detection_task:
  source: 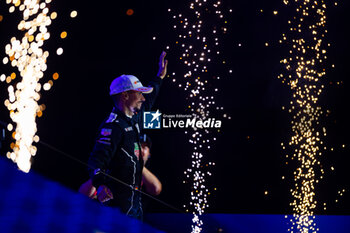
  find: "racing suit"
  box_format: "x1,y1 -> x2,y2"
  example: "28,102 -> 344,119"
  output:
88,76 -> 162,220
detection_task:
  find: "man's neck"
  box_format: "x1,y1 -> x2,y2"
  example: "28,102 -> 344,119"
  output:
115,103 -> 133,118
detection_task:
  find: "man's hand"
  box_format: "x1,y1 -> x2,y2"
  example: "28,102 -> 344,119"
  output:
97,185 -> 114,203
157,51 -> 168,79
79,179 -> 97,199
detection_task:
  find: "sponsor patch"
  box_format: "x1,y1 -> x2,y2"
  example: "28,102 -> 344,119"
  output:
124,126 -> 133,132
134,142 -> 140,159
101,128 -> 112,136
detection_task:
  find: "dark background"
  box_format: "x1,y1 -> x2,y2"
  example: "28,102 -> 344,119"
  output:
1,0 -> 349,217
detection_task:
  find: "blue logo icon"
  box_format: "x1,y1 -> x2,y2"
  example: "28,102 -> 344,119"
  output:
144,110 -> 162,129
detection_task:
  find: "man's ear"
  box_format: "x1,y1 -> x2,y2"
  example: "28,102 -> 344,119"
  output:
121,91 -> 129,100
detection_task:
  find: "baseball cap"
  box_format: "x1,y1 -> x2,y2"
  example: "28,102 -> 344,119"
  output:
109,74 -> 153,96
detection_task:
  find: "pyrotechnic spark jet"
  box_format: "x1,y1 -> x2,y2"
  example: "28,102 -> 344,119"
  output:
279,0 -> 328,232
1,0 -> 54,173
167,1 -> 231,232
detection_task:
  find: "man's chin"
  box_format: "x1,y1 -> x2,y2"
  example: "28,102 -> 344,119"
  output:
132,107 -> 142,114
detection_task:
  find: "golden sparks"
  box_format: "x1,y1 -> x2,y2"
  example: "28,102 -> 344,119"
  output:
53,72 -> 59,80
50,12 -> 57,20
2,0 -> 54,172
280,0 -> 328,232
70,10 -> 78,18
60,31 -> 67,39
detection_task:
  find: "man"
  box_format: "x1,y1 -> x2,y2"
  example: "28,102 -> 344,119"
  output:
86,52 -> 168,220
79,134 -> 162,197
139,134 -> 162,196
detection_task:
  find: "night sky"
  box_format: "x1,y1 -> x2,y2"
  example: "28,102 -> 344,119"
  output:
1,0 -> 350,217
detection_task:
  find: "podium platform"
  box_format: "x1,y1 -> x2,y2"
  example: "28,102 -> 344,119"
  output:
0,156 -> 164,233
1,156 -> 349,233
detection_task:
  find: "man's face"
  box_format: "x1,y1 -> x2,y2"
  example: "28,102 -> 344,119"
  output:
125,90 -> 145,113
141,143 -> 150,162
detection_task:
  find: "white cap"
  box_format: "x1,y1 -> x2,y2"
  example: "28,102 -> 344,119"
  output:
109,74 -> 153,96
